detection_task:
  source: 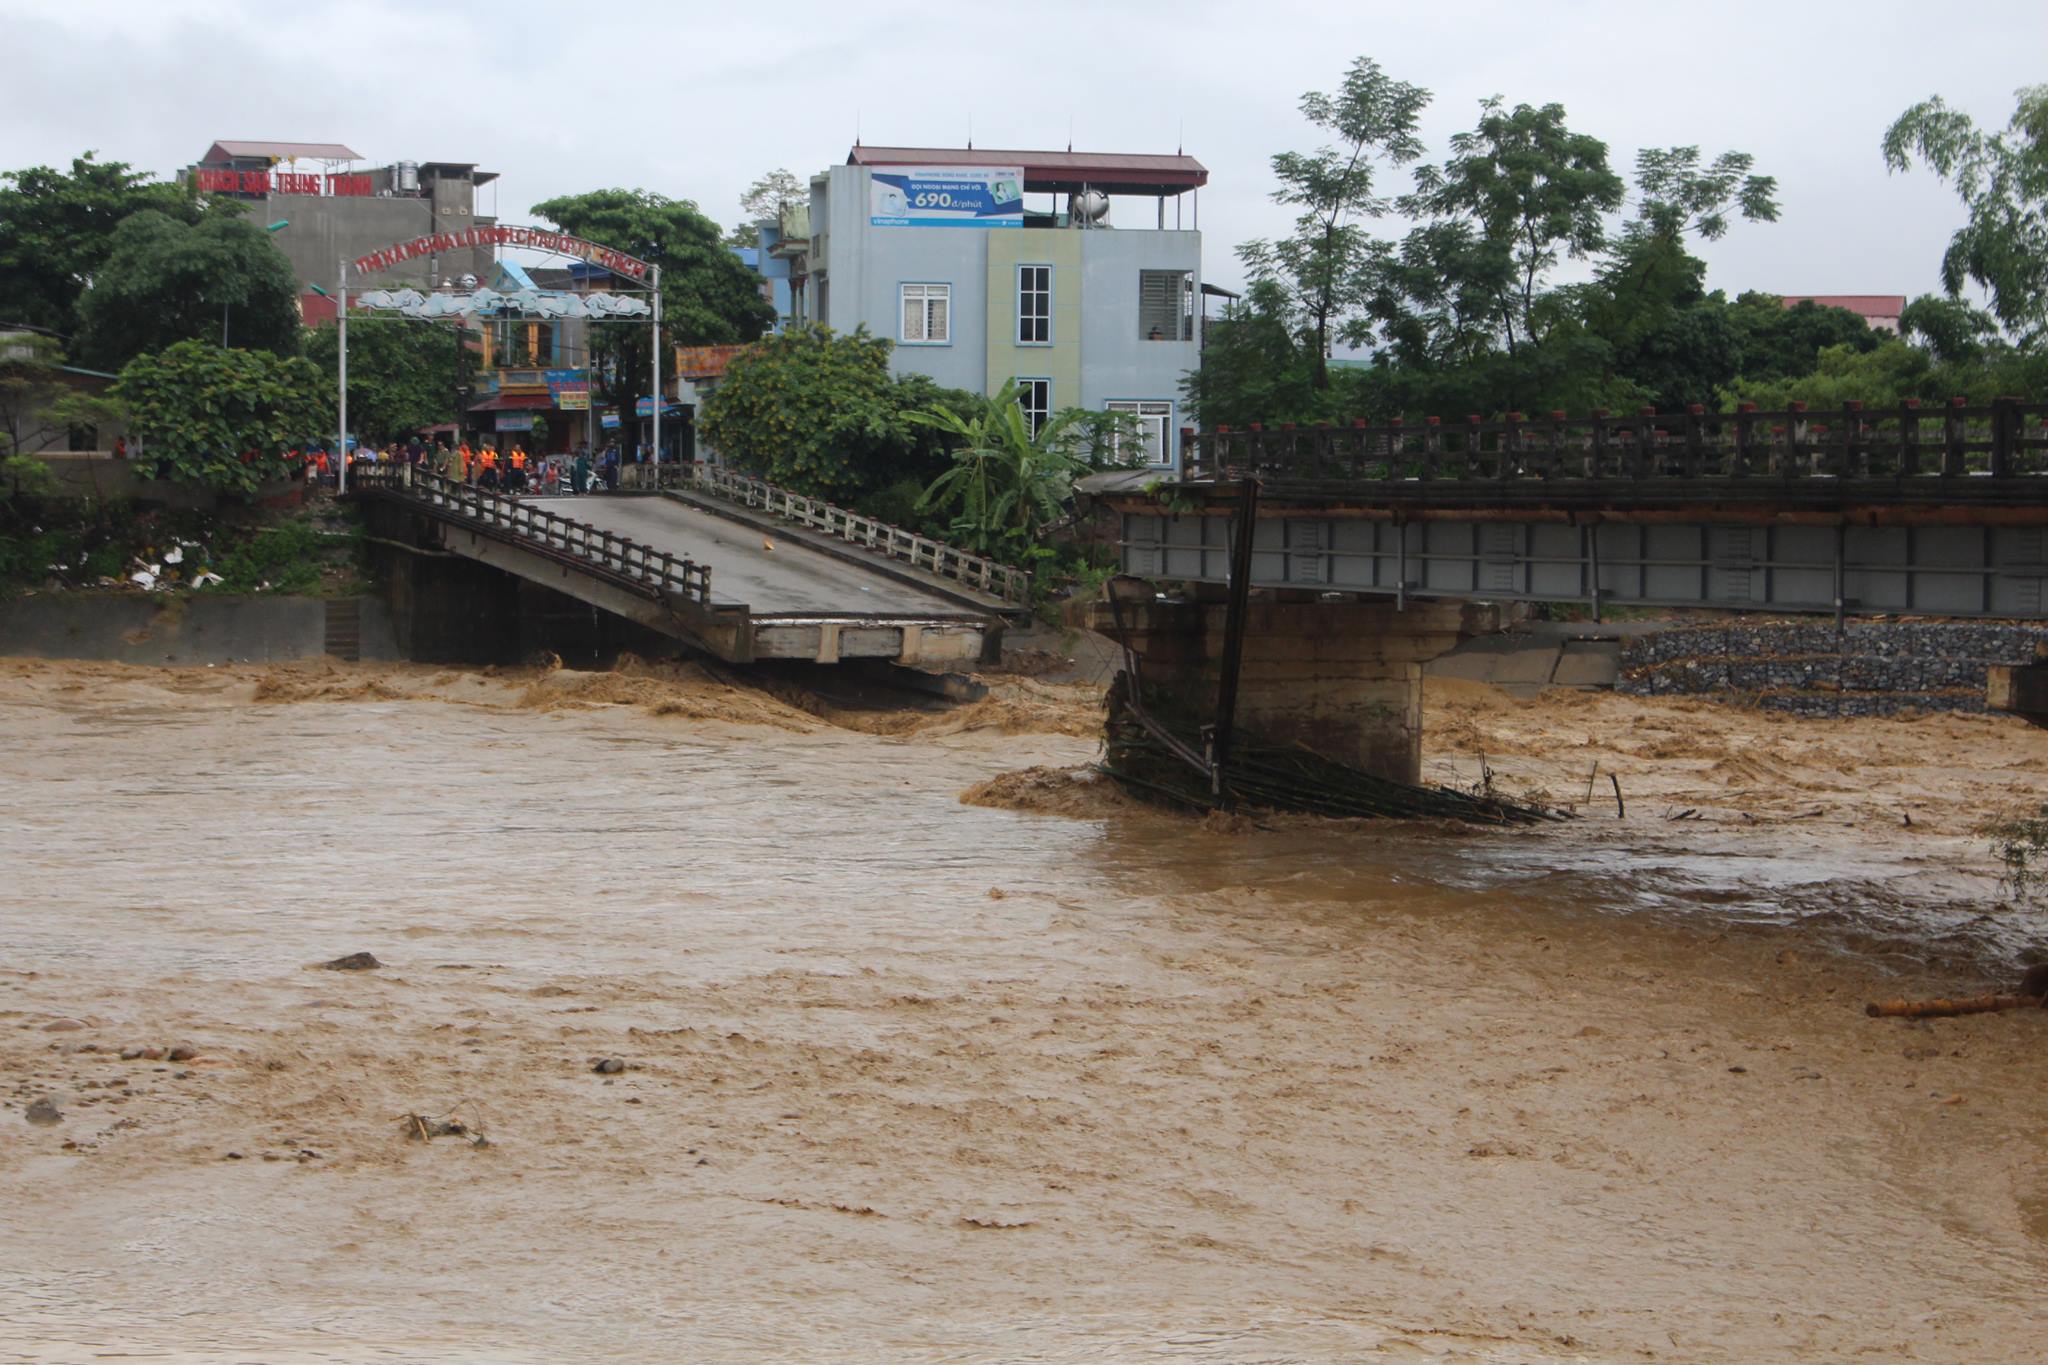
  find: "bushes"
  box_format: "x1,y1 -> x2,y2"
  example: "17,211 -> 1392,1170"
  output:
700,325 -> 978,500
0,492 -> 354,597
111,340 -> 332,497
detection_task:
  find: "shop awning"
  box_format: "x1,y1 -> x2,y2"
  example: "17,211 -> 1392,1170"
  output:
467,393 -> 556,413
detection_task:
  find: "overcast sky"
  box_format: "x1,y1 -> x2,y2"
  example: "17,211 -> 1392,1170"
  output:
4,0 -> 2043,304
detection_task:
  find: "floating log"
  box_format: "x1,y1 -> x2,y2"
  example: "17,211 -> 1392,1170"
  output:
1864,994 -> 2044,1020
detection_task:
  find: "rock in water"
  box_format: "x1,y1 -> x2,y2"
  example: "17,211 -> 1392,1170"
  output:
321,952 -> 383,971
591,1057 -> 625,1075
166,1044 -> 200,1062
25,1098 -> 61,1126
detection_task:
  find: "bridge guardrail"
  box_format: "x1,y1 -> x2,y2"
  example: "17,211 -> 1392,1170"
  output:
659,462 -> 1032,605
1184,399 -> 2048,493
350,463 -> 712,607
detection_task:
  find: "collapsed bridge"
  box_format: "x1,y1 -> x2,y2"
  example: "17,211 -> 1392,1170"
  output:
349,464 -> 1027,668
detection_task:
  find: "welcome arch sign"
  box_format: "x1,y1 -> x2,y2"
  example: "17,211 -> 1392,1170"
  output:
333,226 -> 663,491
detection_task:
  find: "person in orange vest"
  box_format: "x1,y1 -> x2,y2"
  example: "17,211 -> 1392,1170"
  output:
479,444 -> 500,490
457,441 -> 474,482
509,444 -> 528,493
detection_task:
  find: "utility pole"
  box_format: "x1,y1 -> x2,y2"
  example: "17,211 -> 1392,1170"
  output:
336,257 -> 349,494
650,263 -> 663,477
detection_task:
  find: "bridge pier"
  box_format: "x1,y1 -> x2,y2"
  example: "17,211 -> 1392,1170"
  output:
1097,590 -> 1502,785
364,510 -> 682,666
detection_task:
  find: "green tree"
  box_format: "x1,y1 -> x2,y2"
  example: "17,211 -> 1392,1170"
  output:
531,189 -> 775,429
1191,69 -> 1796,425
74,212 -> 301,370
1591,147 -> 1780,408
1883,85 -> 2048,342
731,168 -> 806,247
1239,57 -> 1430,389
0,152 -> 212,334
1402,98 -> 1626,356
0,332 -> 71,454
908,381 -> 1087,556
1,451 -> 56,504
1899,292 -> 2001,365
700,324 -> 971,498
1722,340 -> 1935,410
1728,293 -> 1882,381
1357,96 -> 1634,417
303,319 -> 468,441
111,340 -> 331,495
1182,280 -> 1325,426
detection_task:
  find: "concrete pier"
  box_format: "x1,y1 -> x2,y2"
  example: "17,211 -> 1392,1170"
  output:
1096,592 -> 1502,784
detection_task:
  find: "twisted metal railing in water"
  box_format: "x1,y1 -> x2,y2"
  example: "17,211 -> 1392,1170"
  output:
1097,479 -> 1555,826
1100,672 -> 1558,826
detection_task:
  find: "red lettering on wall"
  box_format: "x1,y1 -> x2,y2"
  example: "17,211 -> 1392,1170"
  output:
350,225 -> 654,281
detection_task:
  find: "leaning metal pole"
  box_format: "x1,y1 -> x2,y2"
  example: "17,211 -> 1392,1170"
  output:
336,257 -> 349,495
1210,477 -> 1260,805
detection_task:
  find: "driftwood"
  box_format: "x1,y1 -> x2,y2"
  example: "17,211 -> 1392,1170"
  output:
1864,994 -> 2045,1020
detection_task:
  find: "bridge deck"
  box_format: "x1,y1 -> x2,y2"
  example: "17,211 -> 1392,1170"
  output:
349,467 -> 1000,665
524,495 -> 983,620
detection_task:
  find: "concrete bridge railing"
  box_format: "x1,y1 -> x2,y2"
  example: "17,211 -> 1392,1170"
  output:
1185,399 -> 2048,502
659,462 -> 1033,606
350,463 -> 713,606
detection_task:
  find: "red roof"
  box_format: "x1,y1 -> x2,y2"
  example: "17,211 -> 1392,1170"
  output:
1778,295 -> 1906,318
848,145 -> 1207,196
205,140 -> 362,163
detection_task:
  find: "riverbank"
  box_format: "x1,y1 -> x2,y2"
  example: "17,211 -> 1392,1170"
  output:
2,658 -> 2044,1361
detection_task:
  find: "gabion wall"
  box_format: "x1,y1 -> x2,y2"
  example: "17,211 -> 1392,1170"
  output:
1619,623 -> 2048,716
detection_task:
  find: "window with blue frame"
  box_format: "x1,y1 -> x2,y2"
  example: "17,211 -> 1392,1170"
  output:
901,283 -> 950,344
1017,266 -> 1050,344
1105,400 -> 1173,465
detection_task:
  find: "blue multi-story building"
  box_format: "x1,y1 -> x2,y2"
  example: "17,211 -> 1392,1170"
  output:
792,145 -> 1209,471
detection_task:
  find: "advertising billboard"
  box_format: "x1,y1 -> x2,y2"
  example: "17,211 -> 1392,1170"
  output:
545,369 -> 590,410
869,167 -> 1023,228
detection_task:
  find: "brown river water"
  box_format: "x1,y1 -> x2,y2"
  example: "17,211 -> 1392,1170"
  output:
2,657 -> 2046,1362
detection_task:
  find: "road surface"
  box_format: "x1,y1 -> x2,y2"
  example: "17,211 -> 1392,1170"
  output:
526,495 -> 979,618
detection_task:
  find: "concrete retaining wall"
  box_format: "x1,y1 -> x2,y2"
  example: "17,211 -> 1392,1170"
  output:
0,593 -> 395,665
29,455 -> 304,511
1620,622 -> 2048,716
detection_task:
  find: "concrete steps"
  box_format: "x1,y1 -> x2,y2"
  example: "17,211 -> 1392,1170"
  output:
323,598 -> 362,661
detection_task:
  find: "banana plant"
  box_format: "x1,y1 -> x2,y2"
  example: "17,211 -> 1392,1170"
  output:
907,380 -> 1087,556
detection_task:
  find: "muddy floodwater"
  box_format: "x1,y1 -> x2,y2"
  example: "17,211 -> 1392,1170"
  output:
2,658 -> 2046,1362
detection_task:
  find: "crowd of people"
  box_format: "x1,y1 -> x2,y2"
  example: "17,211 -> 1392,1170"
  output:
304,437 -> 640,496
109,432 -> 651,498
